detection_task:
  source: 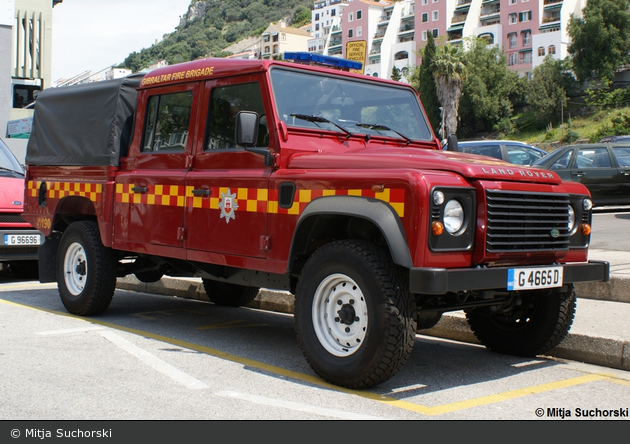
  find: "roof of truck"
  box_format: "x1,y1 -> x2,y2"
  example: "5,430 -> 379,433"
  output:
138,56 -> 403,89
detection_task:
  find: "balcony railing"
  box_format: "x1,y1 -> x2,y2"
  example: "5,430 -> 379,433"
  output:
452,15 -> 467,24
542,15 -> 560,23
544,0 -> 563,4
458,0 -> 472,5
480,7 -> 500,16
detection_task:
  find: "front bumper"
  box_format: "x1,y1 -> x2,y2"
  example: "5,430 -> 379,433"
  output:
410,261 -> 610,295
0,229 -> 42,262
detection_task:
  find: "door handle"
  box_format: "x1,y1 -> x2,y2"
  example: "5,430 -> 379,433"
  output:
131,186 -> 148,193
622,171 -> 630,176
572,172 -> 585,178
192,189 -> 211,196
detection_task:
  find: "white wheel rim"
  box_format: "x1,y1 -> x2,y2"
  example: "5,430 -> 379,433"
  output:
63,242 -> 87,297
312,273 -> 368,357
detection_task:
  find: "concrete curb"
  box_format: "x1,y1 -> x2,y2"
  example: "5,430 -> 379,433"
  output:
116,276 -> 630,372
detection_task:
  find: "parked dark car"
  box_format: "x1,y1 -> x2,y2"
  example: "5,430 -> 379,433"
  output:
599,135 -> 630,143
455,140 -> 548,166
532,143 -> 630,207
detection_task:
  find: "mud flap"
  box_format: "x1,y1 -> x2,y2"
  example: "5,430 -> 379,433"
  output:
38,233 -> 61,283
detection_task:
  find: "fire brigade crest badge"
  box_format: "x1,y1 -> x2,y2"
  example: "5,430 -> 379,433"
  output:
219,188 -> 239,224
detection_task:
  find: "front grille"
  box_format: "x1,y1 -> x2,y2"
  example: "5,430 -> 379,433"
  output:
486,190 -> 570,252
0,246 -> 39,256
0,213 -> 26,223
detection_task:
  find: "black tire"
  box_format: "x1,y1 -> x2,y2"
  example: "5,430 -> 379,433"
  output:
57,221 -> 117,316
134,270 -> 164,283
294,240 -> 416,389
202,279 -> 259,307
465,286 -> 576,356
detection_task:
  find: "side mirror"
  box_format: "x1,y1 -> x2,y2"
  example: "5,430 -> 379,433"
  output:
446,134 -> 459,152
235,111 -> 259,147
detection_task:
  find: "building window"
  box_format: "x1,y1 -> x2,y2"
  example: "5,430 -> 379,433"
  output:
348,12 -> 353,22
508,53 -> 518,65
509,0 -> 517,4
422,0 -> 428,5
509,13 -> 517,24
422,30 -> 428,41
548,45 -> 556,54
357,10 -> 362,19
348,28 -> 353,38
538,47 -> 545,56
432,11 -> 439,21
519,11 -> 532,22
509,34 -> 517,48
357,26 -> 362,37
522,30 -> 531,46
422,12 -> 428,22
331,9 -> 336,16
315,13 -> 320,21
432,28 -> 439,38
316,24 -> 320,31
265,46 -> 270,53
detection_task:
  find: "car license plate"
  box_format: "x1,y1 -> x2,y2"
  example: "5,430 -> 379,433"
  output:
4,234 -> 42,246
507,266 -> 563,291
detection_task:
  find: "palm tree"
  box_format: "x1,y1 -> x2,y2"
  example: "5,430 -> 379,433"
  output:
432,44 -> 466,139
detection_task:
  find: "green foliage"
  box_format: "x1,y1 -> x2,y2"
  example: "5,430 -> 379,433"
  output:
120,0 -> 313,71
567,0 -> 630,83
409,33 -> 440,135
588,112 -> 630,142
432,43 -> 466,138
457,37 -> 520,137
525,56 -> 577,128
585,80 -> 630,108
391,66 -> 402,82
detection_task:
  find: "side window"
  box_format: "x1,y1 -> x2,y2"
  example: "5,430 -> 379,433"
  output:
576,147 -> 611,168
466,145 -> 501,160
206,82 -> 268,150
613,147 -> 630,167
142,91 -> 193,152
551,150 -> 573,169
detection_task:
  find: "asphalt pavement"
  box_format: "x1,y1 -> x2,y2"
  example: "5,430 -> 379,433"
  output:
116,247 -> 630,373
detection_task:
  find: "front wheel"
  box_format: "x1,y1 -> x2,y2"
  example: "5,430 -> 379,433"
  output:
57,221 -> 117,316
295,240 -> 416,389
465,286 -> 576,356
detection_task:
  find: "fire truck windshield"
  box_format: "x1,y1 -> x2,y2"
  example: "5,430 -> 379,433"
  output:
270,68 -> 433,142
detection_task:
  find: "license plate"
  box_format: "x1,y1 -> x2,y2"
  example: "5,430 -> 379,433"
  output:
507,266 -> 563,291
4,234 -> 42,246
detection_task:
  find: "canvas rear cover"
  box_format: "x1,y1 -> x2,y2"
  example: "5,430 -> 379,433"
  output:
26,73 -> 144,166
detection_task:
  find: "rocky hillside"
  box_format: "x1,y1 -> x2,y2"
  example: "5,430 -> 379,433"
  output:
121,0 -> 313,72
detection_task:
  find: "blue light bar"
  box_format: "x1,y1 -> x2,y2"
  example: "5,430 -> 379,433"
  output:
283,52 -> 363,71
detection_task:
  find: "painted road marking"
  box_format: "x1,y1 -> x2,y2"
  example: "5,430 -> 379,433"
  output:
196,320 -> 268,330
36,326 -> 105,336
2,297 -> 628,416
99,330 -> 210,390
215,391 -> 387,420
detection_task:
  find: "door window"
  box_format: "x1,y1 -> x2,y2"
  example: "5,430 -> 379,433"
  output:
142,91 -> 193,152
205,82 -> 268,150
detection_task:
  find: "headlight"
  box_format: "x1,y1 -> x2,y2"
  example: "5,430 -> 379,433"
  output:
444,199 -> 464,235
583,198 -> 593,211
568,205 -> 576,233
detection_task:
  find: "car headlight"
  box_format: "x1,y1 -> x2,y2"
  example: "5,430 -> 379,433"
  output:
583,198 -> 593,211
444,199 -> 464,235
568,205 -> 576,233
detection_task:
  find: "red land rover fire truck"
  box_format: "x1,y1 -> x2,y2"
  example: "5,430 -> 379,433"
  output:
23,53 -> 609,389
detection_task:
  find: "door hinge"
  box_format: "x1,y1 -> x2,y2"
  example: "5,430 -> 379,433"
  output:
177,227 -> 186,241
259,235 -> 271,251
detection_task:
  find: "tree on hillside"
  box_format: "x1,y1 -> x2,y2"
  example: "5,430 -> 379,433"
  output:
457,37 -> 520,136
391,66 -> 402,81
432,43 -> 466,139
526,55 -> 578,124
567,0 -> 630,83
410,33 -> 440,135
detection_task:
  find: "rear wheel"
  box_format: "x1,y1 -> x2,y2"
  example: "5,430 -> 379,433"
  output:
295,240 -> 416,389
57,221 -> 117,316
465,286 -> 576,356
202,279 -> 259,307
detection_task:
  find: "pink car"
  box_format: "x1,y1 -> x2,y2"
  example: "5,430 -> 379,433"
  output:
0,138 -> 40,277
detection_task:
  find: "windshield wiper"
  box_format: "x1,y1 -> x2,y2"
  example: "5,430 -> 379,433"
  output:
356,123 -> 413,145
0,167 -> 21,175
290,114 -> 354,139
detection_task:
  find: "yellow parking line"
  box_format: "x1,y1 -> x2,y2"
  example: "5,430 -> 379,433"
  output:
0,298 -> 624,416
